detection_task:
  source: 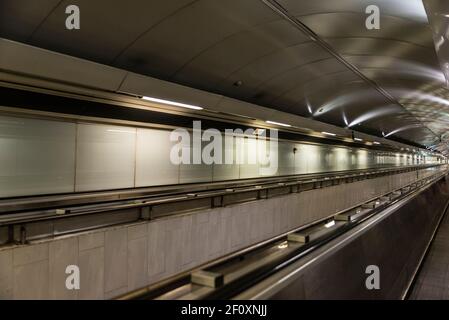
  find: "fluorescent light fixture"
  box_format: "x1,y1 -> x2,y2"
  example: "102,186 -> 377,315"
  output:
321,131 -> 336,136
354,137 -> 363,142
324,220 -> 336,228
107,129 -> 135,134
141,96 -> 203,110
373,141 -> 381,145
265,120 -> 291,127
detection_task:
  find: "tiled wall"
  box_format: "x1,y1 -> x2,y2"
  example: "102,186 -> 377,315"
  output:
0,169 -> 426,299
0,114 -> 430,198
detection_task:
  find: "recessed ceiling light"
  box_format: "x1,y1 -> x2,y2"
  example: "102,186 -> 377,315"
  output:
322,131 -> 336,136
354,138 -> 363,142
141,96 -> 203,110
373,141 -> 381,145
266,120 -> 291,127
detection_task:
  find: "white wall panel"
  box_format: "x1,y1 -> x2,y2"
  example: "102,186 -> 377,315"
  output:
257,138 -> 279,177
213,135 -> 239,181
180,161 -> 213,183
277,141 -> 295,176
0,116 -> 76,197
303,144 -> 324,173
294,143 -> 308,174
351,152 -> 357,167
356,150 -> 369,169
333,147 -> 349,171
135,128 -> 179,186
75,123 -> 136,191
179,134 -> 213,184
239,137 -> 260,179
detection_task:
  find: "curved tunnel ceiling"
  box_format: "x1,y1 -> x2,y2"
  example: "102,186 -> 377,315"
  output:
1,0 -> 449,153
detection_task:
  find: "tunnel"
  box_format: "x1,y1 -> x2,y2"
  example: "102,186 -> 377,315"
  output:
1,0 -> 449,307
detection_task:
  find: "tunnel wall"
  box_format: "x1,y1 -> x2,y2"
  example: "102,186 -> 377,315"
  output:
0,166 -> 441,299
0,114 -> 438,198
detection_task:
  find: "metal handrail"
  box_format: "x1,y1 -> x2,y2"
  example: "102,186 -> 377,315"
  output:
0,164 -> 442,227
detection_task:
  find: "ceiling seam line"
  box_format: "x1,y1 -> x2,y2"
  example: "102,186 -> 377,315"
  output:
293,10 -> 429,26
216,40 -> 315,90
109,0 -> 200,65
251,57 -> 341,100
322,36 -> 433,50
27,0 -> 64,42
168,16 -> 291,79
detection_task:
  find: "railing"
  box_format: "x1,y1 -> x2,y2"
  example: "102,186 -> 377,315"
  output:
0,164 -> 444,245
